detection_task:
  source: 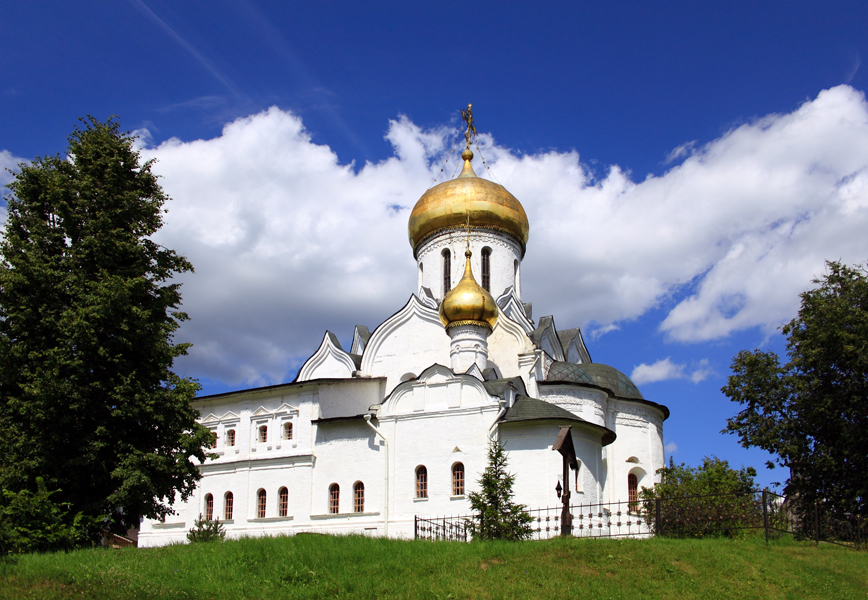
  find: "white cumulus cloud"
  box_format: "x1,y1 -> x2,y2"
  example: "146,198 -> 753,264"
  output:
6,85 -> 868,389
631,358 -> 686,385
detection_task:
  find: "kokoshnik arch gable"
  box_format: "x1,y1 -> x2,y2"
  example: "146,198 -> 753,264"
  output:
139,108 -> 669,546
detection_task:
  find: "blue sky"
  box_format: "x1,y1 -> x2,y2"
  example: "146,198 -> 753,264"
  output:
3,1 -> 868,489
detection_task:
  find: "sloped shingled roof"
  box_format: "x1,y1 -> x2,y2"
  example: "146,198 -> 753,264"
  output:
546,361 -> 644,400
500,396 -> 616,446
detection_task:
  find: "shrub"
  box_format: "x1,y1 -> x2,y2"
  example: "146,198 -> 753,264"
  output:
187,514 -> 226,543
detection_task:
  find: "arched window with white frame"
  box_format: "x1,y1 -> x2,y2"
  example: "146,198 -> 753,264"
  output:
329,483 -> 340,514
224,492 -> 234,520
257,488 -> 267,518
353,481 -> 365,513
204,493 -> 214,521
628,473 -> 638,512
416,465 -> 428,498
278,487 -> 289,517
452,462 -> 465,496
283,422 -> 293,440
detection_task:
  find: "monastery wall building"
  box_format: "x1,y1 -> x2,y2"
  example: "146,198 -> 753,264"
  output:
139,128 -> 669,547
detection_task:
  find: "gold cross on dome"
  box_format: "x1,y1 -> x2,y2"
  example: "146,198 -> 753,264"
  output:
460,103 -> 477,149
465,211 -> 471,252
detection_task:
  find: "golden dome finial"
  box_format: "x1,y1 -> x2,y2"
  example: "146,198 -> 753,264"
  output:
407,103 -> 530,256
439,246 -> 498,332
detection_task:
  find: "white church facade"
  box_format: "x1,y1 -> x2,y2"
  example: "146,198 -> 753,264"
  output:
139,133 -> 669,547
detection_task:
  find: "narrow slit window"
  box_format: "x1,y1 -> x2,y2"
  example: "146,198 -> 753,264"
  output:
257,489 -> 267,518
224,492 -> 234,520
258,425 -> 268,443
416,466 -> 428,498
283,422 -> 293,440
205,494 -> 214,521
278,487 -> 289,517
354,482 -> 365,513
452,463 -> 465,496
481,248 -> 491,291
442,250 -> 451,295
225,429 -> 235,447
329,484 -> 340,514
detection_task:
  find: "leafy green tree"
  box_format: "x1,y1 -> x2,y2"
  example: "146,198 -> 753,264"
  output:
0,477 -> 96,554
466,440 -> 533,541
186,513 -> 226,543
640,456 -> 759,538
721,260 -> 868,518
0,116 -> 213,540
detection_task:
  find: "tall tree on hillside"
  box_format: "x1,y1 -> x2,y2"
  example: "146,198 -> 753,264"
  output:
722,260 -> 868,518
466,440 -> 533,541
0,117 -> 213,538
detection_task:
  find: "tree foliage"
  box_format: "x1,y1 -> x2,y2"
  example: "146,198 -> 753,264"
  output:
466,440 -> 533,541
0,477 -> 98,554
640,456 -> 759,538
722,260 -> 868,517
0,117 -> 213,539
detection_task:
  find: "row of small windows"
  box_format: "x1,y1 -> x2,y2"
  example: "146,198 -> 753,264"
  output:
441,249 -> 492,293
202,464 -> 466,522
203,488 -> 290,521
415,463 -> 464,498
328,482 -> 365,514
209,423 -> 293,448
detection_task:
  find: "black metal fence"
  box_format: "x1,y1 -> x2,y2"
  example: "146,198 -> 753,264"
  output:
414,515 -> 468,542
415,490 -> 865,549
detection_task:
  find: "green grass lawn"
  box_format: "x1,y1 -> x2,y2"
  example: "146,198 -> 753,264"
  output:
1,533 -> 865,600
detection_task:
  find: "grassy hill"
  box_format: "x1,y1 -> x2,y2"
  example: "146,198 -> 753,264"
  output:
1,533 -> 865,600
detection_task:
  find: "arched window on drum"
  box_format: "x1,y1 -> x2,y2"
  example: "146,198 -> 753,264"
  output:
481,247 -> 491,291
442,249 -> 451,295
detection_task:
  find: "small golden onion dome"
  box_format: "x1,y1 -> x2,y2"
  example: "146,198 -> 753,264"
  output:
439,249 -> 499,331
408,149 -> 529,255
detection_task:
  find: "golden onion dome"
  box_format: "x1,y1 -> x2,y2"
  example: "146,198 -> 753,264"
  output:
408,149 -> 529,255
439,249 -> 499,331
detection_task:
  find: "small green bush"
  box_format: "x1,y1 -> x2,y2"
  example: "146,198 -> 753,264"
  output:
187,514 -> 226,543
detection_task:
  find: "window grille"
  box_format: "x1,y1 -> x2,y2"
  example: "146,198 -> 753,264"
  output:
279,487 -> 289,517
257,489 -> 267,518
205,494 -> 214,521
452,463 -> 465,496
258,425 -> 267,443
354,482 -> 365,513
225,429 -> 235,447
224,492 -> 234,520
283,422 -> 293,440
329,484 -> 340,514
628,473 -> 638,511
442,250 -> 451,294
416,466 -> 428,498
481,248 -> 491,291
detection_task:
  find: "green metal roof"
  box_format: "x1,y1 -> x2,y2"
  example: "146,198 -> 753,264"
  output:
546,361 -> 644,400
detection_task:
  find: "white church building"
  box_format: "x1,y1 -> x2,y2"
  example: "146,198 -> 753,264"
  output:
139,138 -> 669,547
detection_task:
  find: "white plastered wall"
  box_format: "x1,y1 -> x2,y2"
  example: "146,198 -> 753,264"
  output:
415,229 -> 523,302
